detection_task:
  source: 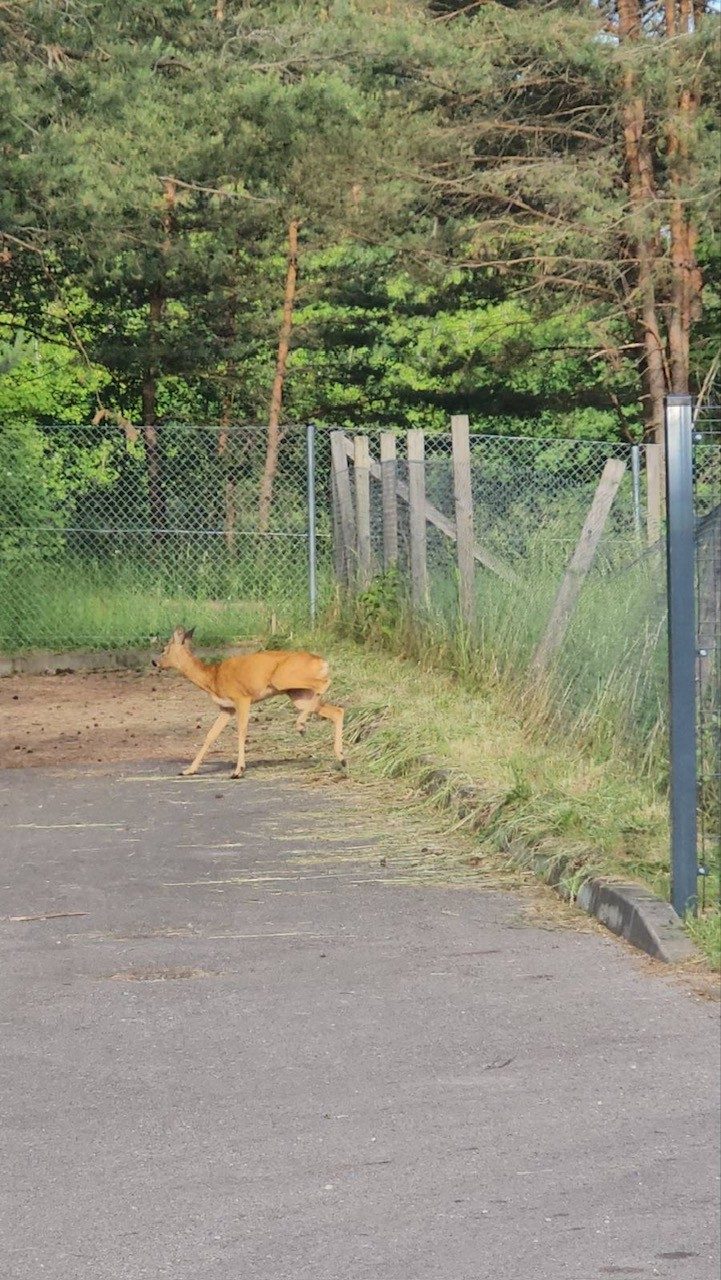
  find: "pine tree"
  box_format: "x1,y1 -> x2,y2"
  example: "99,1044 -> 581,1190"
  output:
424,0 -> 719,439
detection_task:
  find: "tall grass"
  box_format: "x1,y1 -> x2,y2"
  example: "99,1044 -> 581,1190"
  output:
0,551 -> 329,650
339,546 -> 668,786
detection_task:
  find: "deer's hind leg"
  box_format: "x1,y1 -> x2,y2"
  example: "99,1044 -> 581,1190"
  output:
287,688 -> 345,766
287,689 -> 321,737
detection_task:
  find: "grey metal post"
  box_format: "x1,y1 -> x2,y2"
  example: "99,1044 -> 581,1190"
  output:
631,444 -> 642,540
665,393 -> 697,916
306,422 -> 317,623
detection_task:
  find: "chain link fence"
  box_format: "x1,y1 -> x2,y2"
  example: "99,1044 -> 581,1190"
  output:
339,428 -> 666,768
1,422 -> 327,650
694,402 -> 721,910
2,420 -> 667,761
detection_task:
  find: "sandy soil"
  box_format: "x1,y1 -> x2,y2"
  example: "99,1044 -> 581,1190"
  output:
0,671 -> 290,771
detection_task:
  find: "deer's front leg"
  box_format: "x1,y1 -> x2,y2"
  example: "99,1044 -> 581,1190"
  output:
230,698 -> 252,778
181,710 -> 232,776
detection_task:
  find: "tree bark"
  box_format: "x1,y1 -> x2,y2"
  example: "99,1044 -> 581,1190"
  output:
218,389 -> 237,555
258,218 -> 299,533
618,0 -> 667,444
142,291 -> 167,535
617,1 -> 703,428
141,179 -> 176,537
666,2 -> 703,392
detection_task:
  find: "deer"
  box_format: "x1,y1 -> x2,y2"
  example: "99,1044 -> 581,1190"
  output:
151,627 -> 345,779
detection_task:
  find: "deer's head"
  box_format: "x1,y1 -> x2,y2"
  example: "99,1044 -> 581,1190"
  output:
151,626 -> 195,670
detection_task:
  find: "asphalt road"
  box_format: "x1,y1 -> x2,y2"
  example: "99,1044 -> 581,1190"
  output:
1,761 -> 719,1280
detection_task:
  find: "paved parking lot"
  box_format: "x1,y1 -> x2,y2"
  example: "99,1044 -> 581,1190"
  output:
1,760 -> 719,1279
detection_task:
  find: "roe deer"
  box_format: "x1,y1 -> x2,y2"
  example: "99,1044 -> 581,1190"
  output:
151,627 -> 345,779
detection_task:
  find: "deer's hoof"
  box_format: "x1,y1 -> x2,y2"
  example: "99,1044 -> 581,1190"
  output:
230,768 -> 246,780
180,767 -> 197,777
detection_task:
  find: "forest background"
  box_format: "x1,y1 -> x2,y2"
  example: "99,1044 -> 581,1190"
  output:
1,0 -> 719,458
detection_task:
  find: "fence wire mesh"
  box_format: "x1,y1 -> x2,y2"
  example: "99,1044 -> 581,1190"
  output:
0,422 -> 326,650
2,422 -> 670,774
2,414 -> 718,919
694,404 -> 721,909
345,429 -> 666,770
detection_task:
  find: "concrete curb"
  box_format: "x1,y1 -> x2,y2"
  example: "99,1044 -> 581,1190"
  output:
575,879 -> 696,964
0,643 -> 260,678
417,763 -> 697,965
0,648 -> 151,677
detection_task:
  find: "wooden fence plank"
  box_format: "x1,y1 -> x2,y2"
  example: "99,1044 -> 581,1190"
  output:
646,443 -> 662,547
354,434 -> 372,586
341,437 -> 515,583
532,458 -> 627,673
330,430 -> 357,583
451,414 -> 475,626
330,471 -> 344,582
407,429 -> 428,609
380,432 -> 398,569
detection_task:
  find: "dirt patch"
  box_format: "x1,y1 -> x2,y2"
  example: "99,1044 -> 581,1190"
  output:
0,670 -> 291,771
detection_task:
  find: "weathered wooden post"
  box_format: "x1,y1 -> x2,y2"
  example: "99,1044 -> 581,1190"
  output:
407,429 -> 428,610
354,434 -> 372,587
341,434 -> 515,584
646,442 -> 662,546
330,431 -> 357,586
380,432 -> 398,570
531,457 -> 627,673
451,414 -> 475,627
331,472 -> 345,583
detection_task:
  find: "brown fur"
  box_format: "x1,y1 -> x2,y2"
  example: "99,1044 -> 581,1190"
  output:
152,627 -> 345,778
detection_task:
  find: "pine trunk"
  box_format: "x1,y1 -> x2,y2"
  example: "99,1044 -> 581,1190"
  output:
142,291 -> 167,536
141,180 -> 176,538
218,268 -> 239,553
258,218 -> 299,534
618,0 -> 667,444
666,1 -> 703,392
218,395 -> 237,555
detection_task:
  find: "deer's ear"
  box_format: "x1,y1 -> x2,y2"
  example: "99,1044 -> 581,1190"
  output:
172,627 -> 186,643
183,627 -> 195,643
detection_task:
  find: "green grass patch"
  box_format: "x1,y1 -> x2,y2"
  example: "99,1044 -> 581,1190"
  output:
685,910 -> 721,971
0,556 -> 328,651
349,554 -> 668,783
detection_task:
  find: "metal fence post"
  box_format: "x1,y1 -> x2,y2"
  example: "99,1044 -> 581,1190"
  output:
665,393 -> 697,916
306,422 -> 317,623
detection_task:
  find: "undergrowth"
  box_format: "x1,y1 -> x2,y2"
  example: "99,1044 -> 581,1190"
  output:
340,565 -> 668,784
317,593 -> 719,969
685,912 -> 721,970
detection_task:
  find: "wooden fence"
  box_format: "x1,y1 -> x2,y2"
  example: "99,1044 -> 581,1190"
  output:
330,424 -> 631,669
